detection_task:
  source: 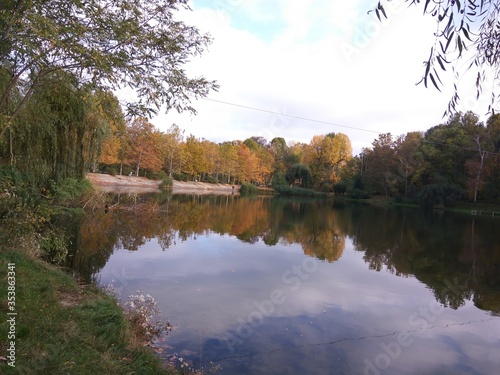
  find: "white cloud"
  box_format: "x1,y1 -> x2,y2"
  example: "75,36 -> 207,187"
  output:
149,0 -> 487,154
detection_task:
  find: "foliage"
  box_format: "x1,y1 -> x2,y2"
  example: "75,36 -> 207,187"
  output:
417,183 -> 465,209
240,182 -> 260,195
0,0 -> 218,140
271,172 -> 288,188
333,182 -> 347,196
285,164 -> 313,188
123,291 -> 168,343
160,176 -> 174,189
303,133 -> 352,187
40,226 -> 68,264
373,0 -> 500,114
49,178 -> 93,204
274,185 -> 326,197
349,188 -> 371,200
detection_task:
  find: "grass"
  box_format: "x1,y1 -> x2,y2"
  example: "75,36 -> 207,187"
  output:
0,250 -> 176,375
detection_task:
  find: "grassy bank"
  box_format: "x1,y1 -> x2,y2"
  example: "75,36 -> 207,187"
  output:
0,250 -> 175,374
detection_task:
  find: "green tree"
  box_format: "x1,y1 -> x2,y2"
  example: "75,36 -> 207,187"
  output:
393,132 -> 423,197
7,71 -> 91,183
0,0 -> 218,140
285,164 -> 313,188
363,133 -> 397,196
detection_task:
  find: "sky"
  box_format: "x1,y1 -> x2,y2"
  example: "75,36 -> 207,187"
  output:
149,0 -> 490,155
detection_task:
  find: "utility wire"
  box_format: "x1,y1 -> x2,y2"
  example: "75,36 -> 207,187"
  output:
203,97 -> 500,157
203,98 -> 380,134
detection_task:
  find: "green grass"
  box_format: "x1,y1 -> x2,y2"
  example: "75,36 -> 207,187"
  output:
0,251 -> 176,375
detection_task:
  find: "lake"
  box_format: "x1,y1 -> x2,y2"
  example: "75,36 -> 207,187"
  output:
70,193 -> 500,375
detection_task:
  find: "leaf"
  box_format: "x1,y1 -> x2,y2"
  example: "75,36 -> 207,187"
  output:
462,26 -> 472,41
429,73 -> 441,92
457,35 -> 463,55
437,55 -> 446,71
424,0 -> 431,14
379,4 -> 387,19
444,31 -> 454,52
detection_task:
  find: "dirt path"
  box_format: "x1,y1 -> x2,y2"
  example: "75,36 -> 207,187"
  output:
86,173 -> 240,194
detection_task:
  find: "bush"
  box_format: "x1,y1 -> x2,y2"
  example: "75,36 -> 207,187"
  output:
271,172 -> 287,189
333,182 -> 347,196
49,178 -> 93,204
160,176 -> 174,189
417,183 -> 465,210
40,227 -> 68,264
274,185 -> 326,197
172,172 -> 189,181
148,170 -> 167,181
240,182 -> 259,195
350,188 -> 370,199
204,175 -> 219,184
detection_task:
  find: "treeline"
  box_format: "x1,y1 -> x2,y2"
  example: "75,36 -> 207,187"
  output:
97,113 -> 354,189
2,75 -> 500,206
340,112 -> 500,206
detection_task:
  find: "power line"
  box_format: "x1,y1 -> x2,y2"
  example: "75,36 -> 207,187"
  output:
203,97 -> 500,156
203,98 -> 380,134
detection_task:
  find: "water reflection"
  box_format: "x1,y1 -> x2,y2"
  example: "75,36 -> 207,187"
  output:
69,194 -> 500,374
72,195 -> 500,315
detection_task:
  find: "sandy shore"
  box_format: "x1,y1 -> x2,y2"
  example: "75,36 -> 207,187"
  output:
86,173 -> 240,194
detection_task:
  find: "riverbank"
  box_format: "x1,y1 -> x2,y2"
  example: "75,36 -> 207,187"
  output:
87,173 -> 240,195
0,250 -> 176,374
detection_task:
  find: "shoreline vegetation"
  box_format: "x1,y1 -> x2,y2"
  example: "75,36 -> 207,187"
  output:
87,172 -> 500,214
0,251 -> 177,375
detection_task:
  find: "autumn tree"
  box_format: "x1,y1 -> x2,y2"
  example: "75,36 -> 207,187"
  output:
180,135 -> 207,180
236,143 -> 260,184
126,118 -> 163,176
91,91 -> 127,172
163,124 -> 184,176
219,142 -> 239,184
304,133 -> 352,189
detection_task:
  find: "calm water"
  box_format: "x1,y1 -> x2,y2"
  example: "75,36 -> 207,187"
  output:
70,193 -> 500,375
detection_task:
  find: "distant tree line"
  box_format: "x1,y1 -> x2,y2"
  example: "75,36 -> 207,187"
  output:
340,112 -> 500,206
95,107 -> 354,190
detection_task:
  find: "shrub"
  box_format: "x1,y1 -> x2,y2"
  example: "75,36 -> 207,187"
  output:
240,182 -> 259,195
333,182 -> 347,196
160,176 -> 174,189
274,185 -> 326,197
271,172 -> 287,189
350,188 -> 370,199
